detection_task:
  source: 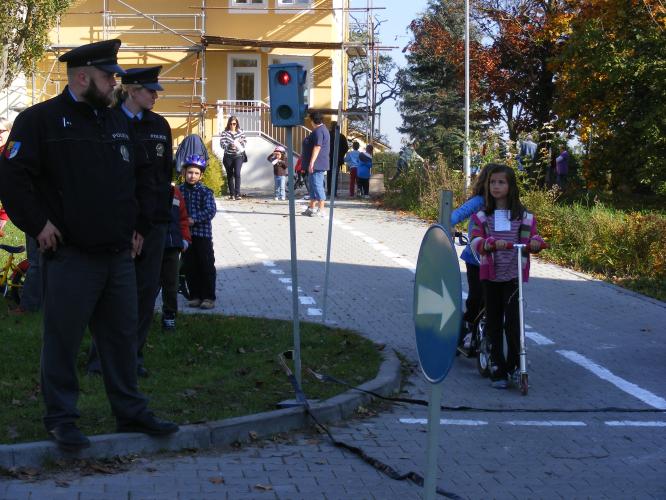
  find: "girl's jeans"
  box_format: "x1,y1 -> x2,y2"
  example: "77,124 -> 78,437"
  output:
275,175 -> 287,199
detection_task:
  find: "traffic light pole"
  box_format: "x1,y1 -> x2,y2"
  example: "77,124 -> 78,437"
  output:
285,125 -> 302,387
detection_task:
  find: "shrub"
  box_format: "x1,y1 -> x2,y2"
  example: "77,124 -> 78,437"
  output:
201,146 -> 224,196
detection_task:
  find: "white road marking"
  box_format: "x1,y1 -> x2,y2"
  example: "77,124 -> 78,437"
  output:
270,269 -> 285,275
279,278 -> 292,284
558,350 -> 666,410
307,308 -> 322,316
241,241 -> 255,246
525,331 -> 555,346
299,296 -> 316,305
254,253 -> 269,259
399,418 -> 488,426
605,421 -> 666,427
261,260 -> 276,267
503,420 -> 586,427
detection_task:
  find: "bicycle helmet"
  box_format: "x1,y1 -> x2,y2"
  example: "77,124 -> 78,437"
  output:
184,154 -> 207,171
273,145 -> 286,154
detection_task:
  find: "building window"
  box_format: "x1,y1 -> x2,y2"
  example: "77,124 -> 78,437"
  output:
230,0 -> 266,12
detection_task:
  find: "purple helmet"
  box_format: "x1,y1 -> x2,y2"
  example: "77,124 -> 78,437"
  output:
184,154 -> 206,171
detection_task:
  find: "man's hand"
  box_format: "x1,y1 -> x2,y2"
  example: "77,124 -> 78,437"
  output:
308,164 -> 314,174
131,231 -> 144,258
37,220 -> 63,252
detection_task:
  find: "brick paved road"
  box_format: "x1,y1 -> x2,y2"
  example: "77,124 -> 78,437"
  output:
2,195 -> 665,500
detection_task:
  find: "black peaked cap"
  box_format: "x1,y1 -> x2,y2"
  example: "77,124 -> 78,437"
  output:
58,39 -> 125,75
121,66 -> 164,91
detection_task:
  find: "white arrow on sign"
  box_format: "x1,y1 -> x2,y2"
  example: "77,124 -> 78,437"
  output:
416,280 -> 455,331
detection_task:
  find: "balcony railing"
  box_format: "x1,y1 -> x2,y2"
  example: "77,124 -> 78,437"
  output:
216,100 -> 310,156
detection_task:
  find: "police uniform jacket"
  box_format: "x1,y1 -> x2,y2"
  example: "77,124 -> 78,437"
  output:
123,107 -> 173,225
0,87 -> 152,253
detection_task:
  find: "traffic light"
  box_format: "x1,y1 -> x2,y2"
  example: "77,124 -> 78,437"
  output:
268,63 -> 307,127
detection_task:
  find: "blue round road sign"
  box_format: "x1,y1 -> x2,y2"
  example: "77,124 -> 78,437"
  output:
413,224 -> 463,383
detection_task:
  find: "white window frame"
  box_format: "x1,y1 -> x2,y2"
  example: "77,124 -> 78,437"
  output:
268,55 -> 314,105
277,0 -> 313,10
229,0 -> 267,14
227,53 -> 261,101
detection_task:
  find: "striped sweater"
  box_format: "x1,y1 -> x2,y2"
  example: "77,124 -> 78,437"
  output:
470,209 -> 544,282
219,129 -> 247,157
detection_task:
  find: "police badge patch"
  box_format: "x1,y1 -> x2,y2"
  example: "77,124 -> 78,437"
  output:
120,145 -> 130,162
156,143 -> 165,158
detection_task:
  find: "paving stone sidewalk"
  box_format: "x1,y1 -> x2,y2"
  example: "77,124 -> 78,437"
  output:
1,194 -> 664,500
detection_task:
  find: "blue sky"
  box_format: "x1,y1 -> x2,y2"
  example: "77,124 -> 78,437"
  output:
350,1 -> 429,149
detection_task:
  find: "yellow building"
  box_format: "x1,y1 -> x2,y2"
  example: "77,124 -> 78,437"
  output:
27,0 -> 367,189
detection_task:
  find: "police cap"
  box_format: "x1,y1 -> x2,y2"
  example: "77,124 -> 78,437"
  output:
121,66 -> 164,91
58,39 -> 125,76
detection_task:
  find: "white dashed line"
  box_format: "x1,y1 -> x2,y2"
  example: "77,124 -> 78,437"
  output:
307,308 -> 322,316
503,420 -> 586,427
261,260 -> 276,267
399,418 -> 488,426
525,331 -> 555,346
270,269 -> 285,275
605,421 -> 666,427
299,296 -> 316,305
558,350 -> 666,410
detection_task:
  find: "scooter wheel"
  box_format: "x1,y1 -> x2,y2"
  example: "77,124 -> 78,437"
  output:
520,373 -> 529,396
477,338 -> 491,378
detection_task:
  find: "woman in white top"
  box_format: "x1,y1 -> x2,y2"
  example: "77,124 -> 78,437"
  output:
219,115 -> 247,200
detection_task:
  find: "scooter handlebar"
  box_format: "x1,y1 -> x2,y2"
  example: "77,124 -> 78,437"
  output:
504,241 -> 550,252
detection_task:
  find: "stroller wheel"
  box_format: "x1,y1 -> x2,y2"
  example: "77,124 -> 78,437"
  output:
477,337 -> 491,378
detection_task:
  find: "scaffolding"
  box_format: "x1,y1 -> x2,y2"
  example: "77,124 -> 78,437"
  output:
33,0 -> 388,147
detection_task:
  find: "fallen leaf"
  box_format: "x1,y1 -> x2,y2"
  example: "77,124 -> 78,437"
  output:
209,476 -> 225,484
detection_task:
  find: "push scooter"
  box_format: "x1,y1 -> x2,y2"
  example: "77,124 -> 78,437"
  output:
505,241 -> 549,395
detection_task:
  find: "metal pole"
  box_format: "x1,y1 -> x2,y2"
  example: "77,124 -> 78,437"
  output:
424,381 -> 443,499
286,126 -> 302,386
438,190 -> 453,235
463,0 -> 471,192
322,117 -> 342,322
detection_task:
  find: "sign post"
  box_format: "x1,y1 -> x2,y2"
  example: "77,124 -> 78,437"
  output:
414,223 -> 462,499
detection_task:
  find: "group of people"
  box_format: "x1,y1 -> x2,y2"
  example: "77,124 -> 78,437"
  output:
452,163 -> 545,389
0,39 -> 219,451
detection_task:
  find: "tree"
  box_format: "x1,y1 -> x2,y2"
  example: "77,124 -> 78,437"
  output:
346,15 -> 399,143
0,0 -> 71,91
552,0 -> 666,192
397,0 -> 487,167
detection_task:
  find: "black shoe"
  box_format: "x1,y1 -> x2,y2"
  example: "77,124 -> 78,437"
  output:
137,365 -> 150,378
117,411 -> 179,436
48,423 -> 91,451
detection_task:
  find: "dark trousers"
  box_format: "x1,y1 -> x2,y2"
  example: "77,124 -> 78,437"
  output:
349,167 -> 357,196
357,177 -> 369,195
42,247 -> 147,430
135,223 -> 167,364
160,247 -> 181,315
88,223 -> 167,370
21,235 -> 42,311
326,168 -> 340,197
463,263 -> 483,324
184,236 -> 216,301
223,155 -> 243,196
483,279 -> 520,381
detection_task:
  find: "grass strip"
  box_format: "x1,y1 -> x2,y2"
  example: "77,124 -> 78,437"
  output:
0,308 -> 382,445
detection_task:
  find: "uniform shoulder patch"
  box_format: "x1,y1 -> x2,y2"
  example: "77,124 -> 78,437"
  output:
5,141 -> 21,159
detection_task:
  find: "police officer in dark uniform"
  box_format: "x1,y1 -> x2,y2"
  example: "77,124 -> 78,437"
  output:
87,66 -> 173,378
0,39 -> 178,451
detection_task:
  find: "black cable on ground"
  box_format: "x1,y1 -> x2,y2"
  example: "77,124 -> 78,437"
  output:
307,368 -> 666,414
276,353 -> 463,499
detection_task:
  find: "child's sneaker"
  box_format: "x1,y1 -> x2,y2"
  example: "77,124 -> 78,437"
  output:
187,298 -> 202,308
301,207 -> 314,216
162,312 -> 176,331
200,299 -> 215,310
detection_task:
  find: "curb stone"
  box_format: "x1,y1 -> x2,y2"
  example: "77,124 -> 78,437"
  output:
0,348 -> 401,470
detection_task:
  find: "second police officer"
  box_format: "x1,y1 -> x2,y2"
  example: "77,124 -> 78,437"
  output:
87,65 -> 173,378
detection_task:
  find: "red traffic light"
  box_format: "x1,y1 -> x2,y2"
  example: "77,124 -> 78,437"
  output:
277,70 -> 291,85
